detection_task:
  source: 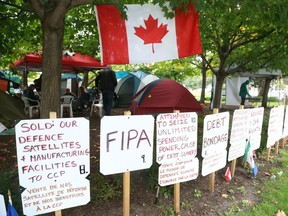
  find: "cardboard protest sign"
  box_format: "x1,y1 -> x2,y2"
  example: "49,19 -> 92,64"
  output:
228,109 -> 250,161
201,112 -> 229,176
267,106 -> 284,148
100,115 -> 154,175
282,105 -> 288,137
156,112 -> 199,186
16,118 -> 90,215
248,107 -> 264,150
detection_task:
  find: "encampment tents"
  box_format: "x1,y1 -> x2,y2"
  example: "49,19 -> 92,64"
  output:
131,71 -> 159,93
129,78 -> 203,114
114,73 -> 141,108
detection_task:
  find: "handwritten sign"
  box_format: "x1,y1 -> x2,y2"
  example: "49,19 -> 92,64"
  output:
100,115 -> 154,175
267,106 -> 284,148
248,107 -> 264,150
158,158 -> 198,186
228,109 -> 250,161
156,112 -> 198,163
282,105 -> 288,137
0,194 -> 6,216
201,112 -> 229,176
15,118 -> 90,215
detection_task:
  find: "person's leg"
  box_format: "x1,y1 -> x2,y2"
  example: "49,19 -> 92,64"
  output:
105,90 -> 114,115
102,90 -> 109,115
240,97 -> 245,105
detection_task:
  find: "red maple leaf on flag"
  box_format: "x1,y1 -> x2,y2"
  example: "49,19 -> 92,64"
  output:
134,15 -> 169,53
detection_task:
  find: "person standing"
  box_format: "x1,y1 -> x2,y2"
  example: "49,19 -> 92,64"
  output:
95,66 -> 117,115
239,80 -> 251,106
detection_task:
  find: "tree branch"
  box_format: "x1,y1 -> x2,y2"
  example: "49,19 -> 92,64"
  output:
28,0 -> 45,19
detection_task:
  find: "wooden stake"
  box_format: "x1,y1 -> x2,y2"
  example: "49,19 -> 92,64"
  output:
209,108 -> 218,192
123,111 -> 131,216
275,141 -> 279,155
49,112 -> 62,216
174,183 -> 180,214
266,147 -> 271,161
281,137 -> 286,148
231,160 -> 237,177
123,171 -> 130,216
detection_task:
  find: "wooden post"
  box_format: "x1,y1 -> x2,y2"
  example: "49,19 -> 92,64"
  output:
123,111 -> 131,216
266,147 -> 271,161
174,183 -> 180,214
231,105 -> 244,177
281,137 -> 286,148
172,110 -> 181,214
49,112 -> 62,216
275,141 -> 279,155
209,108 -> 218,192
123,171 -> 130,216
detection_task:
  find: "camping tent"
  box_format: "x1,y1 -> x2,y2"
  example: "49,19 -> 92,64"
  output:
0,90 -> 26,128
116,71 -> 131,80
131,71 -> 159,93
129,79 -> 203,114
114,73 -> 141,108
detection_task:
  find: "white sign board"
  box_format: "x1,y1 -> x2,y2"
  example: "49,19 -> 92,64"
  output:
16,118 -> 90,215
158,158 -> 198,186
21,179 -> 90,215
267,106 -> 284,148
282,105 -> 288,137
100,115 -> 154,175
156,112 -> 198,163
201,112 -> 229,176
248,107 -> 264,150
0,194 -> 6,216
228,109 -> 250,161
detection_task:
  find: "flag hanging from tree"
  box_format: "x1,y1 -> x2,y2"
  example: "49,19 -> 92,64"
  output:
95,3 -> 202,65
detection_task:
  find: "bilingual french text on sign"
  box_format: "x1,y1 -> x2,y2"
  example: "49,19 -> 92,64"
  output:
16,118 -> 90,216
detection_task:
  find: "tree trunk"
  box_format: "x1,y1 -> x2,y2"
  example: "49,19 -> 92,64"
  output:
40,15 -> 64,118
261,77 -> 272,108
200,69 -> 206,103
212,75 -> 225,109
82,72 -> 89,88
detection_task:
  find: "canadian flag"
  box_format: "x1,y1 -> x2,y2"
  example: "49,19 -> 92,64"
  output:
95,3 -> 202,65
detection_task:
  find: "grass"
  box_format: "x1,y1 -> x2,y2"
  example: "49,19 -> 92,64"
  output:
222,148 -> 288,216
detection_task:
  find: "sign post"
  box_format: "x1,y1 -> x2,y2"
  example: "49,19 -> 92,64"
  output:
156,111 -> 199,214
100,113 -> 155,216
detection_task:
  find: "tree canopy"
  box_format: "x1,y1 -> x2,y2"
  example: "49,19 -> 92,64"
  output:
1,0 -> 288,116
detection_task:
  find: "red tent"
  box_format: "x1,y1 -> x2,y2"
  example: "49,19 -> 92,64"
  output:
129,78 -> 203,114
13,52 -> 106,72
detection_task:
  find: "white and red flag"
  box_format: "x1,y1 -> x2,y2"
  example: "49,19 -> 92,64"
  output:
95,3 -> 202,65
225,167 -> 232,182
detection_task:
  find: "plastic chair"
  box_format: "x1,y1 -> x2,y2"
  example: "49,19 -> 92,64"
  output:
90,94 -> 103,117
60,95 -> 74,117
21,96 -> 40,118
